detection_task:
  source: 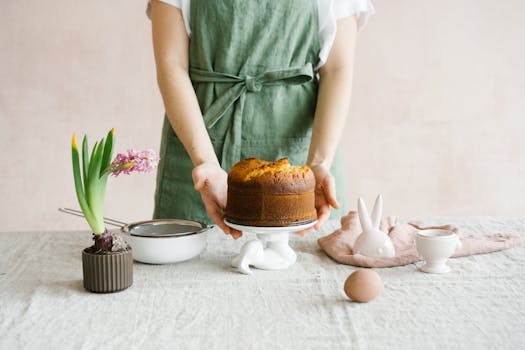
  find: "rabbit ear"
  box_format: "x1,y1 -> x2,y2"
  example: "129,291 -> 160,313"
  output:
357,197 -> 373,232
370,194 -> 383,229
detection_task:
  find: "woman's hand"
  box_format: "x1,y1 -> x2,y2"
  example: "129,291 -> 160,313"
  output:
192,162 -> 242,239
311,165 -> 340,229
297,165 -> 340,236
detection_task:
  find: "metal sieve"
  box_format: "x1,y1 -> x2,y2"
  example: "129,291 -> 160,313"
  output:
58,208 -> 211,237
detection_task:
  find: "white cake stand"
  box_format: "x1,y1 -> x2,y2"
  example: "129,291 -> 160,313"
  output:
224,219 -> 317,275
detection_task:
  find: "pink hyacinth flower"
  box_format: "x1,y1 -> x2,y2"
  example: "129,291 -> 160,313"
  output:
111,149 -> 160,177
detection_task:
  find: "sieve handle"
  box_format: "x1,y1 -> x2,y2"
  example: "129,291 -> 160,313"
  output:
58,207 -> 127,227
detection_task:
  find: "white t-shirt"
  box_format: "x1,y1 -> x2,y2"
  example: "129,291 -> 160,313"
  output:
148,0 -> 375,68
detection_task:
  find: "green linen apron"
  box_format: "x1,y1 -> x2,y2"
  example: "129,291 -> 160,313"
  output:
154,0 -> 346,224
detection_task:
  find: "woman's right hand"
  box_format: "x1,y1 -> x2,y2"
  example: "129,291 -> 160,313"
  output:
192,162 -> 242,239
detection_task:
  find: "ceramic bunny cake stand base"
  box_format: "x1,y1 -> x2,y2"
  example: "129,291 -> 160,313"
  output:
224,219 -> 316,275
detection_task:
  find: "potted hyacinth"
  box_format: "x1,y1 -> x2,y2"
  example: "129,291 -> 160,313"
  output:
71,128 -> 158,293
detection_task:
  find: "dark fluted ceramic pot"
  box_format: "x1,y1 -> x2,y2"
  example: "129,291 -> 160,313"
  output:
82,247 -> 133,293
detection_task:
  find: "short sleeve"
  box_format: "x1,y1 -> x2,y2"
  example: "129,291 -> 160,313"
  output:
146,0 -> 191,36
156,0 -> 182,7
317,0 -> 375,68
332,0 -> 375,29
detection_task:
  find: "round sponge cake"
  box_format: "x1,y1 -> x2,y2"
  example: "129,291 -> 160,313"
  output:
225,158 -> 316,226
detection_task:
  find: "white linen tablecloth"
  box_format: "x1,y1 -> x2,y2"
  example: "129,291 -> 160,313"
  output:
1,217 -> 524,350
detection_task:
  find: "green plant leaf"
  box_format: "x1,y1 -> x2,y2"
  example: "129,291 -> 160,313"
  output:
87,140 -> 99,185
85,140 -> 106,233
100,128 -> 114,177
72,134 -> 98,232
82,135 -> 89,193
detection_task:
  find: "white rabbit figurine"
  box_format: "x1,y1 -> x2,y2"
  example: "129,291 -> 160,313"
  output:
353,194 -> 395,258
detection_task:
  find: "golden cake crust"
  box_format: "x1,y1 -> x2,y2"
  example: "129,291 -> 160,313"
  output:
227,158 -> 315,193
225,158 -> 316,226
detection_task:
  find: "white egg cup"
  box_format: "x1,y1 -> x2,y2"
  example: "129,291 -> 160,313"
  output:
415,229 -> 462,273
224,219 -> 316,275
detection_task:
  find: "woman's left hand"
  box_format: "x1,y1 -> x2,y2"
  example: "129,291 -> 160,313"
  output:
297,165 -> 340,236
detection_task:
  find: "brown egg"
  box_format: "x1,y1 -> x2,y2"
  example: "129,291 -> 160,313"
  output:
344,269 -> 383,302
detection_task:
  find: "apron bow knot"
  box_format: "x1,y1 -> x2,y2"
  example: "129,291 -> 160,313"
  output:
244,76 -> 262,92
189,63 -> 315,170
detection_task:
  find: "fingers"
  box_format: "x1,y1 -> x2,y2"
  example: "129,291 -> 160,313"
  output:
314,168 -> 339,210
207,201 -> 243,239
295,228 -> 313,236
192,163 -> 239,238
323,175 -> 340,209
211,212 -> 243,239
204,197 -> 228,231
193,162 -> 223,191
192,166 -> 206,191
230,228 -> 243,239
194,178 -> 206,191
208,208 -> 231,235
314,204 -> 330,230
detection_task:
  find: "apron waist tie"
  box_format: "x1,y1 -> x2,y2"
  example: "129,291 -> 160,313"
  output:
189,63 -> 315,170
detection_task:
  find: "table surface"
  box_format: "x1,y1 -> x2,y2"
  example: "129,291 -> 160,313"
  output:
1,217 -> 524,350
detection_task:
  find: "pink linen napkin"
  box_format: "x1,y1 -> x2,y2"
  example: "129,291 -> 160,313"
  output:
318,211 -> 521,268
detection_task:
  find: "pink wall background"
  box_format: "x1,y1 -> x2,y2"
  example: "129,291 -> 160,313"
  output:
1,0 -> 524,231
